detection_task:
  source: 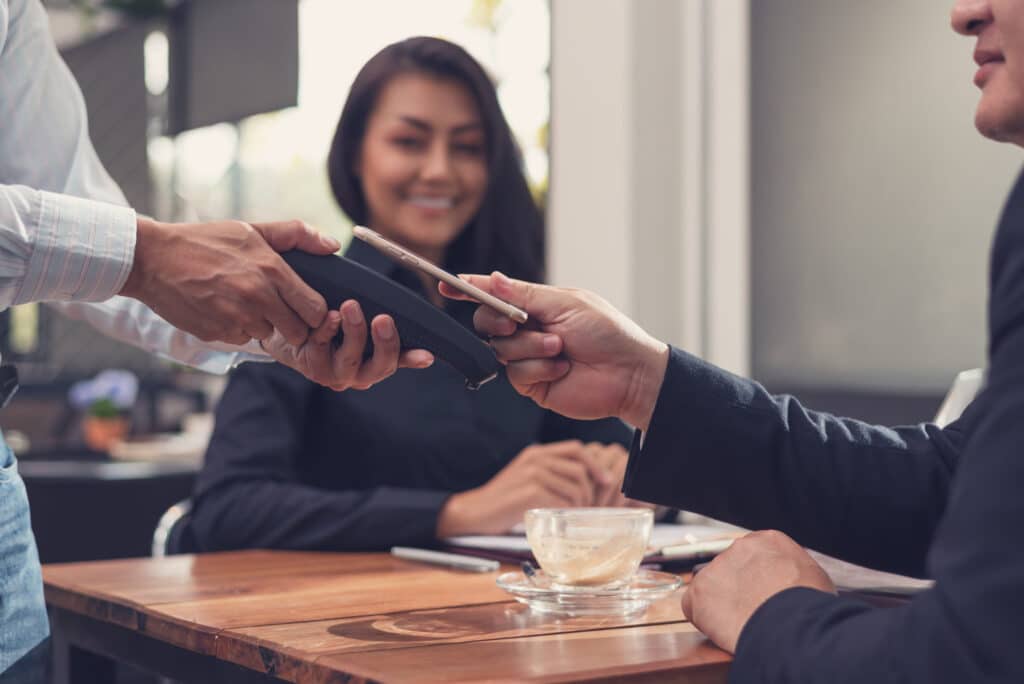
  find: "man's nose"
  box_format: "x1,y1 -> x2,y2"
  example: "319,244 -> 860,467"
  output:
951,0 -> 993,36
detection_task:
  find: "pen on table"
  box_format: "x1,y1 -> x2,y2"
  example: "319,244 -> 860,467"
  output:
391,546 -> 500,573
660,537 -> 735,560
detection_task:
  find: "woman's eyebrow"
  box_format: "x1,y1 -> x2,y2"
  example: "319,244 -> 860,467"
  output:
397,115 -> 482,134
451,122 -> 484,134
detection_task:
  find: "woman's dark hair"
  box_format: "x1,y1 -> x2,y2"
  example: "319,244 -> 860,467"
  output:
327,36 -> 545,283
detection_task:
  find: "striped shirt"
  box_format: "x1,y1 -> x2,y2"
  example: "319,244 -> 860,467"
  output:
0,0 -> 265,373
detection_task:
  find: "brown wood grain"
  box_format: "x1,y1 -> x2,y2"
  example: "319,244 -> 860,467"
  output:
314,622 -> 729,684
43,550 -> 730,683
216,591 -> 686,680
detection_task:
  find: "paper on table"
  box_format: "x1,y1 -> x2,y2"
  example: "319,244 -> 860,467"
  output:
445,523 -> 732,555
808,550 -> 933,596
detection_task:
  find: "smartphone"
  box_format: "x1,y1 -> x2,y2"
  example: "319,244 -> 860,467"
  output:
352,225 -> 528,324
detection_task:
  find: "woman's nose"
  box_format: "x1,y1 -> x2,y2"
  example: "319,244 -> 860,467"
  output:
421,142 -> 454,181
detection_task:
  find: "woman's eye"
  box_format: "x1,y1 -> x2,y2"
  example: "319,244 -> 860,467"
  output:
453,143 -> 484,156
393,137 -> 425,150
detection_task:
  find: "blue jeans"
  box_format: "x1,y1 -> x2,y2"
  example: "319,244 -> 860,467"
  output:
0,435 -> 49,676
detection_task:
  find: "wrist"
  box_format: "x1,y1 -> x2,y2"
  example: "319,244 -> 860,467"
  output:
120,217 -> 162,299
436,491 -> 472,538
622,341 -> 670,430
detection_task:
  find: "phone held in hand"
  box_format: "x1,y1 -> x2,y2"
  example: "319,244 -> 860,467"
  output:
352,225 -> 528,324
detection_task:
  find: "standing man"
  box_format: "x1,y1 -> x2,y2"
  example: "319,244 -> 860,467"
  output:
445,0 -> 1024,680
0,0 -> 431,677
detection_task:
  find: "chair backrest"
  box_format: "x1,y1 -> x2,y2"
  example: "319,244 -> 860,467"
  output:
933,368 -> 985,428
151,498 -> 193,557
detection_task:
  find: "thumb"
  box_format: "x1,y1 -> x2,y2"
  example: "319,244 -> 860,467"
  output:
445,271 -> 570,323
251,220 -> 341,255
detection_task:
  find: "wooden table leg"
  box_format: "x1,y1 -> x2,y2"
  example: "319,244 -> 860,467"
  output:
47,607 -> 279,684
51,635 -> 117,684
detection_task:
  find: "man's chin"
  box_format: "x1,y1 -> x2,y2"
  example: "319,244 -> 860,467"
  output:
974,101 -> 1024,145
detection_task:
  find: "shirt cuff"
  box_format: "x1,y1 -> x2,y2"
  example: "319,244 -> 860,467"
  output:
17,191 -> 136,304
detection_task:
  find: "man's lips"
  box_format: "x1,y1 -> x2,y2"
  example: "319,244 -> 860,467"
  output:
974,48 -> 1005,88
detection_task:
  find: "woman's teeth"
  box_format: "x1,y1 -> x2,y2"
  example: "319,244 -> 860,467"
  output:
409,196 -> 453,210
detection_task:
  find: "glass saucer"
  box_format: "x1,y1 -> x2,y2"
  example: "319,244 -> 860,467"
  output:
496,569 -> 682,617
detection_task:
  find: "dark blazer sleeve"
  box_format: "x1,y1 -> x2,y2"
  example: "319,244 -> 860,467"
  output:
188,363 -> 450,552
622,347 -> 968,577
729,212 -> 1024,682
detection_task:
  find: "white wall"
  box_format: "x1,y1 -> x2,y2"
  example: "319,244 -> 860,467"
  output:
549,0 -> 750,375
751,0 -> 1021,392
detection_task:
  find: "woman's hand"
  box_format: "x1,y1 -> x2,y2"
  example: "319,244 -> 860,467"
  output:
436,440 -> 613,537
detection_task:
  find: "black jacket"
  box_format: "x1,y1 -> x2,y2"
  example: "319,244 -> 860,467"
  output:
185,238 -> 631,552
623,168 -> 1024,682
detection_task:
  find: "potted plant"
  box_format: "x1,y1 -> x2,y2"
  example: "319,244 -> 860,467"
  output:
69,370 -> 138,452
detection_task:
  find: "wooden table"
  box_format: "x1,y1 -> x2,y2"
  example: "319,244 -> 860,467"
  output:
43,550 -> 730,683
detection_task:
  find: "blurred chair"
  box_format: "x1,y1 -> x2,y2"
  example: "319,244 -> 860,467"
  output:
151,498 -> 193,557
933,368 -> 984,427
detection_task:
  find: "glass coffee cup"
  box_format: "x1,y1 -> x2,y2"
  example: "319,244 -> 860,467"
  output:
524,508 -> 654,589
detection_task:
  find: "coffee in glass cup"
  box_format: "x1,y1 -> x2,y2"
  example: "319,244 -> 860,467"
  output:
524,508 -> 654,589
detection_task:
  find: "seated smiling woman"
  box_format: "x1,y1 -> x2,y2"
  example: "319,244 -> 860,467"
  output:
179,37 -> 640,553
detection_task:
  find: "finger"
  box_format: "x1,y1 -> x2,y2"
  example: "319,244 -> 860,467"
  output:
542,459 -> 597,506
443,272 -> 559,322
680,586 -> 694,620
579,444 -> 617,490
399,349 -> 434,369
526,439 -> 584,457
506,359 -> 571,389
490,331 -> 562,363
534,469 -> 586,507
311,309 -> 342,346
306,311 -> 341,384
251,219 -> 341,255
222,329 -> 253,346
438,279 -> 479,302
473,305 -> 519,338
243,318 -> 274,341
263,293 -> 313,347
271,255 -> 329,329
331,300 -> 368,388
354,315 -> 401,388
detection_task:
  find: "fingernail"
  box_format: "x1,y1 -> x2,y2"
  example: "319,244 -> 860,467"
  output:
343,303 -> 362,325
321,235 -> 341,251
543,335 -> 561,354
378,319 -> 395,340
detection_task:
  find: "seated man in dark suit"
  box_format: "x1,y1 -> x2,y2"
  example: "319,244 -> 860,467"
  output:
441,1 -> 1024,680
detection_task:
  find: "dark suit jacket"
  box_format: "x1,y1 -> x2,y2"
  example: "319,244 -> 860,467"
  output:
185,239 -> 631,553
623,169 -> 1024,682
